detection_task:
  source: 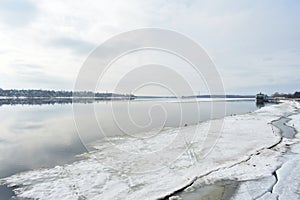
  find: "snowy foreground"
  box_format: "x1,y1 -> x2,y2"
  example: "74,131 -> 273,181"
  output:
1,101 -> 300,199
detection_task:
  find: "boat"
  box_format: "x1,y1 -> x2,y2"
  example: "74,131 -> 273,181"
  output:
256,92 -> 267,103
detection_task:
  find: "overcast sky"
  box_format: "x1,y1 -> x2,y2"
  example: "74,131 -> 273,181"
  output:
0,0 -> 299,95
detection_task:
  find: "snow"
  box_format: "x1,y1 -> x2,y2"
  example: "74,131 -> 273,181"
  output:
183,101 -> 300,200
272,154 -> 300,199
271,111 -> 300,199
231,176 -> 277,200
1,101 -> 300,199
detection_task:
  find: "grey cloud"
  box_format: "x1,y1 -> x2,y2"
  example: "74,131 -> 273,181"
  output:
235,79 -> 300,95
19,71 -> 72,89
262,57 -> 273,62
50,37 -> 96,55
10,64 -> 73,90
0,0 -> 37,26
13,63 -> 42,70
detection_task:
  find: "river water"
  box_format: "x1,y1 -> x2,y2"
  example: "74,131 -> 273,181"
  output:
0,99 -> 260,199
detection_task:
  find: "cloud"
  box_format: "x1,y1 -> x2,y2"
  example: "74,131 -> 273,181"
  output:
13,63 -> 42,70
49,37 -> 96,55
0,0 -> 299,94
16,70 -> 73,90
0,0 -> 37,26
0,63 -> 73,90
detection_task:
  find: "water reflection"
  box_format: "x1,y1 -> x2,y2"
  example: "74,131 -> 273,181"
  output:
0,104 -> 86,179
256,102 -> 265,108
0,185 -> 15,200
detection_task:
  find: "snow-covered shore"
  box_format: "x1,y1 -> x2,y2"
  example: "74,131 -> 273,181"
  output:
1,101 -> 300,200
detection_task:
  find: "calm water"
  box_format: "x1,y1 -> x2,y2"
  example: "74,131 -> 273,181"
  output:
0,100 -> 259,199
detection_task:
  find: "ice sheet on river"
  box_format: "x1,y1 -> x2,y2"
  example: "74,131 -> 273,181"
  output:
1,101 -> 299,199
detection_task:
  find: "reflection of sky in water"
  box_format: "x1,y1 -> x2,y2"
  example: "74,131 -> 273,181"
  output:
0,100 -> 258,180
0,185 -> 15,199
0,104 -> 86,178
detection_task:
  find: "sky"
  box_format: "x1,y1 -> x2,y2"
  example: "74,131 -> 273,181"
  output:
0,0 -> 299,95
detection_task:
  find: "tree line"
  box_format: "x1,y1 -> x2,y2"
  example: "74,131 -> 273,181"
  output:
271,91 -> 300,98
0,89 -> 135,98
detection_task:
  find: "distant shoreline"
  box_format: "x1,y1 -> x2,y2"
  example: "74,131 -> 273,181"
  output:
0,88 -> 258,106
0,96 -> 257,106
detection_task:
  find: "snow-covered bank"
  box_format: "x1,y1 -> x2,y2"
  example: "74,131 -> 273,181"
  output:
1,101 -> 299,200
176,101 -> 300,200
271,112 -> 300,199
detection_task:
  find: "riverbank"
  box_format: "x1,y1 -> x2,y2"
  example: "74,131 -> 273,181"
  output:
1,101 -> 299,199
171,101 -> 300,199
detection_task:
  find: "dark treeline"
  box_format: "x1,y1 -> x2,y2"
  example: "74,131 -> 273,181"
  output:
0,98 -> 131,106
271,91 -> 300,98
0,88 -> 135,98
0,89 -> 136,106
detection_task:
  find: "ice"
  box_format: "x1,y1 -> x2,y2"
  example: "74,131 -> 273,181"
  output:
271,111 -> 300,199
186,101 -> 300,200
273,155 -> 300,199
1,101 -> 300,199
230,176 -> 277,200
256,192 -> 278,200
268,106 -> 300,199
